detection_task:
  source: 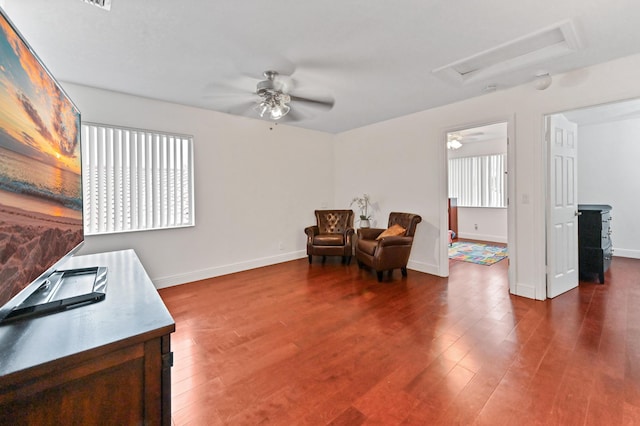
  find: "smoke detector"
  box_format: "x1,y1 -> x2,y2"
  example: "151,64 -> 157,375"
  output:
82,0 -> 112,11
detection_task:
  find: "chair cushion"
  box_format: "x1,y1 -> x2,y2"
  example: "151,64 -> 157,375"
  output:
357,238 -> 377,256
375,224 -> 406,240
313,233 -> 345,246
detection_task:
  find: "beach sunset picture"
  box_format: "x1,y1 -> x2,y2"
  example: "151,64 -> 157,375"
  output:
0,13 -> 83,307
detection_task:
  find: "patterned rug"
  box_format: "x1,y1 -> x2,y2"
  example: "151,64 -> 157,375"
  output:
448,241 -> 508,265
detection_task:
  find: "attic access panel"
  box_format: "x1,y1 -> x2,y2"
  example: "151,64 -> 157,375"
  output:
81,0 -> 112,11
432,20 -> 581,85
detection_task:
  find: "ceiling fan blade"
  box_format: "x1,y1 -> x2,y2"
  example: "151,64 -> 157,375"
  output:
274,74 -> 296,92
202,92 -> 255,101
226,100 -> 257,116
202,75 -> 258,97
290,94 -> 334,111
230,52 -> 296,76
203,93 -> 257,113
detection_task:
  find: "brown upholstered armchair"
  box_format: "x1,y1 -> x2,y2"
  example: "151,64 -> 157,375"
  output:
356,212 -> 422,281
305,210 -> 355,264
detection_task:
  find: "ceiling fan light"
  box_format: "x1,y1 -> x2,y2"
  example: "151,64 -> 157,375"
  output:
447,139 -> 462,150
255,100 -> 270,117
270,103 -> 290,120
253,74 -> 296,121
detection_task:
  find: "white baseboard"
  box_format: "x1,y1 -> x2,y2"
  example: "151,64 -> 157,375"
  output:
613,248 -> 640,259
153,251 -> 442,289
514,282 -> 537,299
153,250 -> 307,289
407,259 -> 440,276
457,232 -> 507,244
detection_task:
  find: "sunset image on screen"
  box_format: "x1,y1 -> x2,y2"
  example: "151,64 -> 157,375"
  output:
0,13 -> 83,306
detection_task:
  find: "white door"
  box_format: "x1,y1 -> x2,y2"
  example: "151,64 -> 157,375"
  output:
546,114 -> 579,298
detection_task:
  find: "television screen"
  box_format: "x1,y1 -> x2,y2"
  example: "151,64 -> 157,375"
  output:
0,8 -> 83,320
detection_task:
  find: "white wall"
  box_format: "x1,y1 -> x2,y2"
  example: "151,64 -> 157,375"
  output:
335,53 -> 640,300
64,83 -> 335,288
63,53 -> 640,300
578,117 -> 640,258
457,208 -> 508,243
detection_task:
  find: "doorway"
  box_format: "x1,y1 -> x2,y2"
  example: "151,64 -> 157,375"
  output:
443,120 -> 513,290
545,98 -> 640,298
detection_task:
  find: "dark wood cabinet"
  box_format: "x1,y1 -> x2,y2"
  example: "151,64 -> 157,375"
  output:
448,197 -> 458,240
578,204 -> 613,283
0,250 -> 175,425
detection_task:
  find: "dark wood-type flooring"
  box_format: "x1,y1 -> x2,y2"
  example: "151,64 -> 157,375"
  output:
159,253 -> 640,425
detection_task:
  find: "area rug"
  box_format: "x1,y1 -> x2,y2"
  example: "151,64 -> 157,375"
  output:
448,241 -> 508,265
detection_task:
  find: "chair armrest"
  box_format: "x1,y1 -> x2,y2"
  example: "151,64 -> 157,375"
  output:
358,228 -> 385,240
377,236 -> 414,247
304,225 -> 319,238
344,227 -> 355,247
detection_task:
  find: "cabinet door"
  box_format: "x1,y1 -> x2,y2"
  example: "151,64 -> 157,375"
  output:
0,336 -> 171,426
0,344 -> 146,425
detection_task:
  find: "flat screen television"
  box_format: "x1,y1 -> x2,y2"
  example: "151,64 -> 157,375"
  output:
0,8 -> 105,323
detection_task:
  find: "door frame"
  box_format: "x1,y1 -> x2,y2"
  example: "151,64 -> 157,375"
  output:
541,97 -> 640,299
440,115 -> 516,293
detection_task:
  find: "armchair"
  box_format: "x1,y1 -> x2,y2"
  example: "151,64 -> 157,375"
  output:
356,212 -> 422,281
305,210 -> 355,264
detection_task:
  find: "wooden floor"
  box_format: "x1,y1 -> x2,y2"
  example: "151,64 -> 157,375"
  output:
159,254 -> 640,425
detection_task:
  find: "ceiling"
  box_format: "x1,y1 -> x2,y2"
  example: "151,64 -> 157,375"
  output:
449,122 -> 508,145
3,0 -> 640,134
563,98 -> 640,126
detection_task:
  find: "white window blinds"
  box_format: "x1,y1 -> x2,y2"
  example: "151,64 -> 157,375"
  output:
448,154 -> 507,208
81,123 -> 195,235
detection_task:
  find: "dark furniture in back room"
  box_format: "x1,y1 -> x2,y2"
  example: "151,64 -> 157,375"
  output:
578,204 -> 613,283
448,197 -> 458,241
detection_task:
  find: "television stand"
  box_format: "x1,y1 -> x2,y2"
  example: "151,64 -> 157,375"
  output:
3,266 -> 108,322
0,250 -> 175,425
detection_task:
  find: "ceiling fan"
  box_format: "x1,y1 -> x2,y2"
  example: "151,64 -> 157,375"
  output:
205,69 -> 334,122
446,131 -> 485,149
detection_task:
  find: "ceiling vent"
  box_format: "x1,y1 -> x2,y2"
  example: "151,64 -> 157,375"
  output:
432,20 -> 581,85
82,0 -> 112,11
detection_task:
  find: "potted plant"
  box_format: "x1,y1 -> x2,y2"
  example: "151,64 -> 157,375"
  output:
350,194 -> 372,228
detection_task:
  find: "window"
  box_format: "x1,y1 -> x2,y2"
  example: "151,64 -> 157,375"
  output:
448,154 -> 507,208
81,123 -> 195,235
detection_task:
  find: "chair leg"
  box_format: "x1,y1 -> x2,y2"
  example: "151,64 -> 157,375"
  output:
308,255 -> 312,264
322,256 -> 326,264
346,256 -> 352,265
357,260 -> 363,269
401,267 -> 407,277
377,271 -> 383,282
